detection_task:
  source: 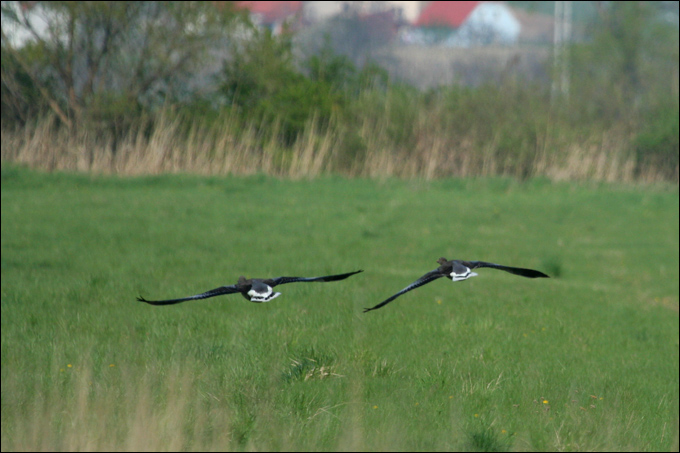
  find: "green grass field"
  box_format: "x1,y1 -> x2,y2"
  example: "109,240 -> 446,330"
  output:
2,165 -> 678,451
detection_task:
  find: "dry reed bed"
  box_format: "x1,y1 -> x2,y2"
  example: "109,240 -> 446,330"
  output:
1,115 -> 672,183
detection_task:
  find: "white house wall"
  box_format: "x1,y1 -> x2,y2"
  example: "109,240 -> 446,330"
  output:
447,2 -> 521,47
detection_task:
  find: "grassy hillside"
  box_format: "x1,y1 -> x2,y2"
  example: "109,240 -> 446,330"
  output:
2,165 -> 678,450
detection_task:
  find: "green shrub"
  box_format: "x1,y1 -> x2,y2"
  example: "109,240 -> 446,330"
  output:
221,30 -> 344,145
635,105 -> 680,179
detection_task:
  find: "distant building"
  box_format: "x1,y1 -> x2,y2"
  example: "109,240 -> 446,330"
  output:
234,1 -> 419,34
409,1 -> 521,46
510,6 -> 554,44
415,0 -> 479,28
235,1 -> 303,34
303,1 -> 421,24
234,1 -> 522,46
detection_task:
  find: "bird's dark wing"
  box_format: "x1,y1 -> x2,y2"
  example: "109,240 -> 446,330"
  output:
137,285 -> 240,306
269,270 -> 363,287
466,261 -> 549,278
364,270 -> 444,313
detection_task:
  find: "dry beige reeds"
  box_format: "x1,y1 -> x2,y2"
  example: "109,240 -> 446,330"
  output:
1,113 -> 674,183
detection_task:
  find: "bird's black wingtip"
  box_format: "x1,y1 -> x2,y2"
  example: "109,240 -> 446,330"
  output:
521,269 -> 550,278
363,307 -> 374,313
137,295 -> 149,303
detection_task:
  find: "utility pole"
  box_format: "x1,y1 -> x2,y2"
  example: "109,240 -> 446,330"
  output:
552,1 -> 572,103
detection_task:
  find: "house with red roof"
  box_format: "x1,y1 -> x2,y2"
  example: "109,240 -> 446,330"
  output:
407,1 -> 521,46
235,1 -> 303,34
234,1 -> 521,46
415,1 -> 480,27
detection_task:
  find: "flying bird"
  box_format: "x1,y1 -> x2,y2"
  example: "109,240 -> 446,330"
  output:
363,257 -> 548,313
138,270 -> 363,306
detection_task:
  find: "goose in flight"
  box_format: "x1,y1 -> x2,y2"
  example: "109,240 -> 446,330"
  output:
138,270 -> 363,305
364,257 -> 548,313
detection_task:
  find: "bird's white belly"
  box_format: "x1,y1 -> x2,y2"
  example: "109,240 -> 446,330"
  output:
248,285 -> 281,302
449,270 -> 478,282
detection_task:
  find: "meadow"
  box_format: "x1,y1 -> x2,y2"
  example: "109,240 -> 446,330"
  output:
1,165 -> 678,451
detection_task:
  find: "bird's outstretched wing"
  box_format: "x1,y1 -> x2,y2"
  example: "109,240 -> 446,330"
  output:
364,270 -> 444,313
466,261 -> 549,278
137,285 -> 240,306
270,270 -> 363,286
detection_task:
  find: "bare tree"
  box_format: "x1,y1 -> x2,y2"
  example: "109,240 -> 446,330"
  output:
1,1 -> 245,130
